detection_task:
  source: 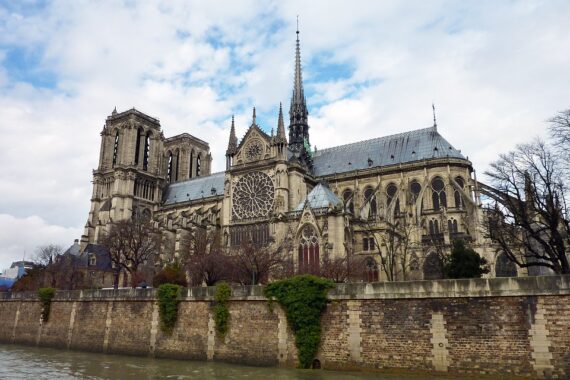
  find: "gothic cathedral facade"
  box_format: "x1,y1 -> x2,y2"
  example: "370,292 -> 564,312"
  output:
82,31 -> 510,281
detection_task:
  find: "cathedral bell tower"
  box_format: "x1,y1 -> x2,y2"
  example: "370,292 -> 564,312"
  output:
81,108 -> 165,248
288,28 -> 312,169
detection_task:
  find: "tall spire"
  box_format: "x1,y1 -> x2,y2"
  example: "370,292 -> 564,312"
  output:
252,107 -> 257,126
432,103 -> 438,130
289,21 -> 310,155
276,102 -> 287,141
226,115 -> 237,155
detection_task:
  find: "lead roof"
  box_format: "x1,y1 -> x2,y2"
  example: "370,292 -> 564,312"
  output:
312,126 -> 465,177
163,127 -> 466,206
163,172 -> 225,205
295,183 -> 343,211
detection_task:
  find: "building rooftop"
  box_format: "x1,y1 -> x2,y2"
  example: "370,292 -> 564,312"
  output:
163,172 -> 225,205
312,126 -> 466,176
295,183 -> 343,211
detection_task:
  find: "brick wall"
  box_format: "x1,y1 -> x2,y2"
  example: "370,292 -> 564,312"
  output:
0,276 -> 569,379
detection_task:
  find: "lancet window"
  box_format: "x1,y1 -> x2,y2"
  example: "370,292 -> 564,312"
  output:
454,176 -> 465,208
364,257 -> 379,282
386,183 -> 400,215
298,225 -> 319,274
196,154 -> 201,177
343,189 -> 354,214
364,187 -> 377,219
112,131 -> 120,166
167,152 -> 173,182
189,151 -> 193,178
431,177 -> 447,211
143,132 -> 151,171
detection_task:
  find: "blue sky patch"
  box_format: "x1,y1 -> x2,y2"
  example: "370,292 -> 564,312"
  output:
1,46 -> 57,89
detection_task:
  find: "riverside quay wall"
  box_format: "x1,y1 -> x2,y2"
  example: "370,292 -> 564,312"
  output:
1,276 -> 569,379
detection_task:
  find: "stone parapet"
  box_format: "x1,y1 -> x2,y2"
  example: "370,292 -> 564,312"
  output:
2,275 -> 569,302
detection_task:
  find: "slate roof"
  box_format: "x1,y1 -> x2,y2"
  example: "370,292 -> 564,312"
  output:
295,183 -> 343,211
312,126 -> 465,177
163,172 -> 225,205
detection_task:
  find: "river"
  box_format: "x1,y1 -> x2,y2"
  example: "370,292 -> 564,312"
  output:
0,343 -> 459,379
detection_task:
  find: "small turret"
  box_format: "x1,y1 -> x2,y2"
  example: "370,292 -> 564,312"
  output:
226,115 -> 238,169
272,103 -> 288,159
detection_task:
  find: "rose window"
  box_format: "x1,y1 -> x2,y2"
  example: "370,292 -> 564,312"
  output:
232,172 -> 275,219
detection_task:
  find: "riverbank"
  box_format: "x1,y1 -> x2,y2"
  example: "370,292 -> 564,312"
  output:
1,276 -> 569,379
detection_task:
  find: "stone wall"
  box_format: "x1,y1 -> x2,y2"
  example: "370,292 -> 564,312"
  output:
1,276 -> 569,379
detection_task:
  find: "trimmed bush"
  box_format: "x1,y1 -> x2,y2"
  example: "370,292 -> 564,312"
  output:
37,287 -> 56,322
264,275 -> 334,368
213,282 -> 231,338
157,284 -> 181,334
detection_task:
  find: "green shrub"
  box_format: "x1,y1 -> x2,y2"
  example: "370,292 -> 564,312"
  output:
157,284 -> 181,334
37,287 -> 56,322
213,282 -> 231,338
444,240 -> 489,279
264,275 -> 334,368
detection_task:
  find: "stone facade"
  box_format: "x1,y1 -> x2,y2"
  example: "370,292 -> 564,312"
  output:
80,31 -> 512,281
1,276 -> 569,378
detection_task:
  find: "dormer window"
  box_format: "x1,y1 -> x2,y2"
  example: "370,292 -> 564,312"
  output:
89,255 -> 96,267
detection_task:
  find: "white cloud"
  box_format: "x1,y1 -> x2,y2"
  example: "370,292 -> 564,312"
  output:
1,0 -> 570,269
0,214 -> 81,267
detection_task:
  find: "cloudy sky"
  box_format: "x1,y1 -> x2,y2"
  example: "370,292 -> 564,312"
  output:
0,0 -> 569,269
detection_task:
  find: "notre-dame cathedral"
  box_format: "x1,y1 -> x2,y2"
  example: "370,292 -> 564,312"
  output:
81,30 -> 516,281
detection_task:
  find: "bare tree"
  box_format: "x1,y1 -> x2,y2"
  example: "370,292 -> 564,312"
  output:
484,139 -> 570,274
33,244 -> 64,287
361,212 -> 416,281
180,228 -> 230,286
100,217 -> 162,288
34,244 -> 63,266
320,249 -> 366,283
230,239 -> 289,285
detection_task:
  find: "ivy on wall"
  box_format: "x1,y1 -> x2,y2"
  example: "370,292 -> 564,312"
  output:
264,275 -> 334,368
213,282 -> 231,339
157,284 -> 181,334
37,287 -> 56,323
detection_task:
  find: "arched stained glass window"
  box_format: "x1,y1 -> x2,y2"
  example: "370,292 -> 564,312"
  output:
364,257 -> 378,282
298,225 -> 319,274
364,187 -> 377,219
431,177 -> 447,211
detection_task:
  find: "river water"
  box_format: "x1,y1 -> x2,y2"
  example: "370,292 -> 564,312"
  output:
0,344 -> 457,380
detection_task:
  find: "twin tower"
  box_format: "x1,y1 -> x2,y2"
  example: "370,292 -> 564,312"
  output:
81,30 -> 312,247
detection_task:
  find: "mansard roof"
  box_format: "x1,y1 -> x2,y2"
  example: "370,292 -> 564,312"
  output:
295,183 -> 343,211
312,126 -> 466,177
163,172 -> 225,205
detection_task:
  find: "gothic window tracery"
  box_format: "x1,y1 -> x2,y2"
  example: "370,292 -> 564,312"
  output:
386,183 -> 400,215
447,218 -> 458,234
343,189 -> 354,214
431,177 -> 447,211
454,176 -> 465,208
364,187 -> 377,219
298,225 -> 319,274
232,172 -> 275,220
364,257 -> 378,282
410,180 -> 421,203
